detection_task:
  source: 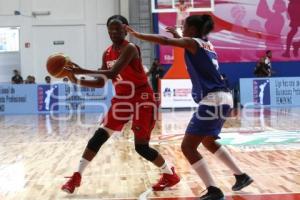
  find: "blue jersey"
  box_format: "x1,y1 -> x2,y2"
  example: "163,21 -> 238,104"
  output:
184,38 -> 228,103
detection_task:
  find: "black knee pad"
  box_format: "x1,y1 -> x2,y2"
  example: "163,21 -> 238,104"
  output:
135,144 -> 158,161
87,128 -> 109,153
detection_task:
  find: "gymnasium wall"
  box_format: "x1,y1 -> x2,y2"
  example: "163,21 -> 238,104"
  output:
154,0 -> 300,88
0,52 -> 20,83
0,0 -> 120,82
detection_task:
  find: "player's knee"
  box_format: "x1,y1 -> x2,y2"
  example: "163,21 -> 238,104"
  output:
87,128 -> 110,153
135,144 -> 158,161
202,137 -> 220,153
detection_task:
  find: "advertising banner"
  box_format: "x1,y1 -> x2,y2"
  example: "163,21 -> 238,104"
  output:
240,77 -> 300,107
157,0 -> 300,64
160,79 -> 198,108
0,83 -> 113,115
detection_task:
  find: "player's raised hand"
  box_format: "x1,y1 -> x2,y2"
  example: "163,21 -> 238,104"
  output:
125,25 -> 140,37
166,27 -> 181,38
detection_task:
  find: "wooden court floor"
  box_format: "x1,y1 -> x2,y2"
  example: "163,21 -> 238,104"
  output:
0,107 -> 300,200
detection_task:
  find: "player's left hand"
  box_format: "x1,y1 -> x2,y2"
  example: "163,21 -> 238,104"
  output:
70,62 -> 82,70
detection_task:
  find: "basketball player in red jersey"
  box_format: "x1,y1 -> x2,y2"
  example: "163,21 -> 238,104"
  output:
61,15 -> 180,194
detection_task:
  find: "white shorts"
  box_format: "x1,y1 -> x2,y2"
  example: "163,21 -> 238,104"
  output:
200,91 -> 233,108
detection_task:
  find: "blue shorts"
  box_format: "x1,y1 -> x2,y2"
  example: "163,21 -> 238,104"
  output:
185,104 -> 231,138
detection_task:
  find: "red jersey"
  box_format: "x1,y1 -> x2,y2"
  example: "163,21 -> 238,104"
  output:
103,40 -> 149,95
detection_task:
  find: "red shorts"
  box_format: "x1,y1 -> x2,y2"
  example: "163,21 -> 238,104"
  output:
102,87 -> 157,141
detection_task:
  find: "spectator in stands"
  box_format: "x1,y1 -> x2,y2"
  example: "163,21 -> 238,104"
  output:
11,69 -> 23,84
254,50 -> 272,77
25,75 -> 36,84
63,77 -> 69,83
147,58 -> 164,93
45,76 -> 51,84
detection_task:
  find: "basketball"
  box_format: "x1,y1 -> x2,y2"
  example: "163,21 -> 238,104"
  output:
46,53 -> 71,78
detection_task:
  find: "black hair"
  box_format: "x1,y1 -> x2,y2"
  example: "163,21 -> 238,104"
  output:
266,50 -> 272,54
106,15 -> 129,26
185,14 -> 214,37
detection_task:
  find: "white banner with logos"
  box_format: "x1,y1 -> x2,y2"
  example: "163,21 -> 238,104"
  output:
240,77 -> 300,107
160,79 -> 198,108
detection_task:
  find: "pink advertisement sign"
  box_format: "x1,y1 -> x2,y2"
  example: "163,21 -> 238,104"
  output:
157,0 -> 300,64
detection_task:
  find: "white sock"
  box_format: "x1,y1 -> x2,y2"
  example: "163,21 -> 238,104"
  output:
214,146 -> 243,175
192,159 -> 216,188
77,158 -> 90,175
160,162 -> 173,175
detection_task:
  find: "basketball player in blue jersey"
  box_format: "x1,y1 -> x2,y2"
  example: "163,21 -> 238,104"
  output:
126,15 -> 253,200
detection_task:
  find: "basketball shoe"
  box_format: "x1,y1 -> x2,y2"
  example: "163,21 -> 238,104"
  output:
199,186 -> 225,200
232,173 -> 253,191
61,172 -> 81,194
152,167 -> 180,191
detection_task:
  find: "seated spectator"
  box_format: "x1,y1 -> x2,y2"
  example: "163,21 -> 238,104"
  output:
254,50 -> 272,77
63,77 -> 69,83
45,76 -> 51,84
25,75 -> 36,84
11,69 -> 23,84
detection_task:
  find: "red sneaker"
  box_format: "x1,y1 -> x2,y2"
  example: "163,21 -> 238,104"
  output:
152,167 -> 180,191
61,172 -> 81,194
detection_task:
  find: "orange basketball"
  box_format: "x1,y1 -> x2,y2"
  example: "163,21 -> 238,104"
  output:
46,53 -> 71,78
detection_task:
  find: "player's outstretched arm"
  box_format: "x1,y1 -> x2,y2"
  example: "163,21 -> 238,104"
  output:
66,71 -> 105,88
73,79 -> 105,88
64,64 -> 102,77
125,25 -> 196,53
64,50 -> 106,78
65,44 -> 138,80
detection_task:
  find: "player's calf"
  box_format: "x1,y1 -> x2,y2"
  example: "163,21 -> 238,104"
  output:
135,143 -> 158,161
135,144 -> 180,191
61,128 -> 110,194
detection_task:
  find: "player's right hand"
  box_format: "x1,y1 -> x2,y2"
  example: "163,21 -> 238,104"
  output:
165,26 -> 176,33
125,25 -> 140,38
165,27 -> 181,38
64,62 -> 84,74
